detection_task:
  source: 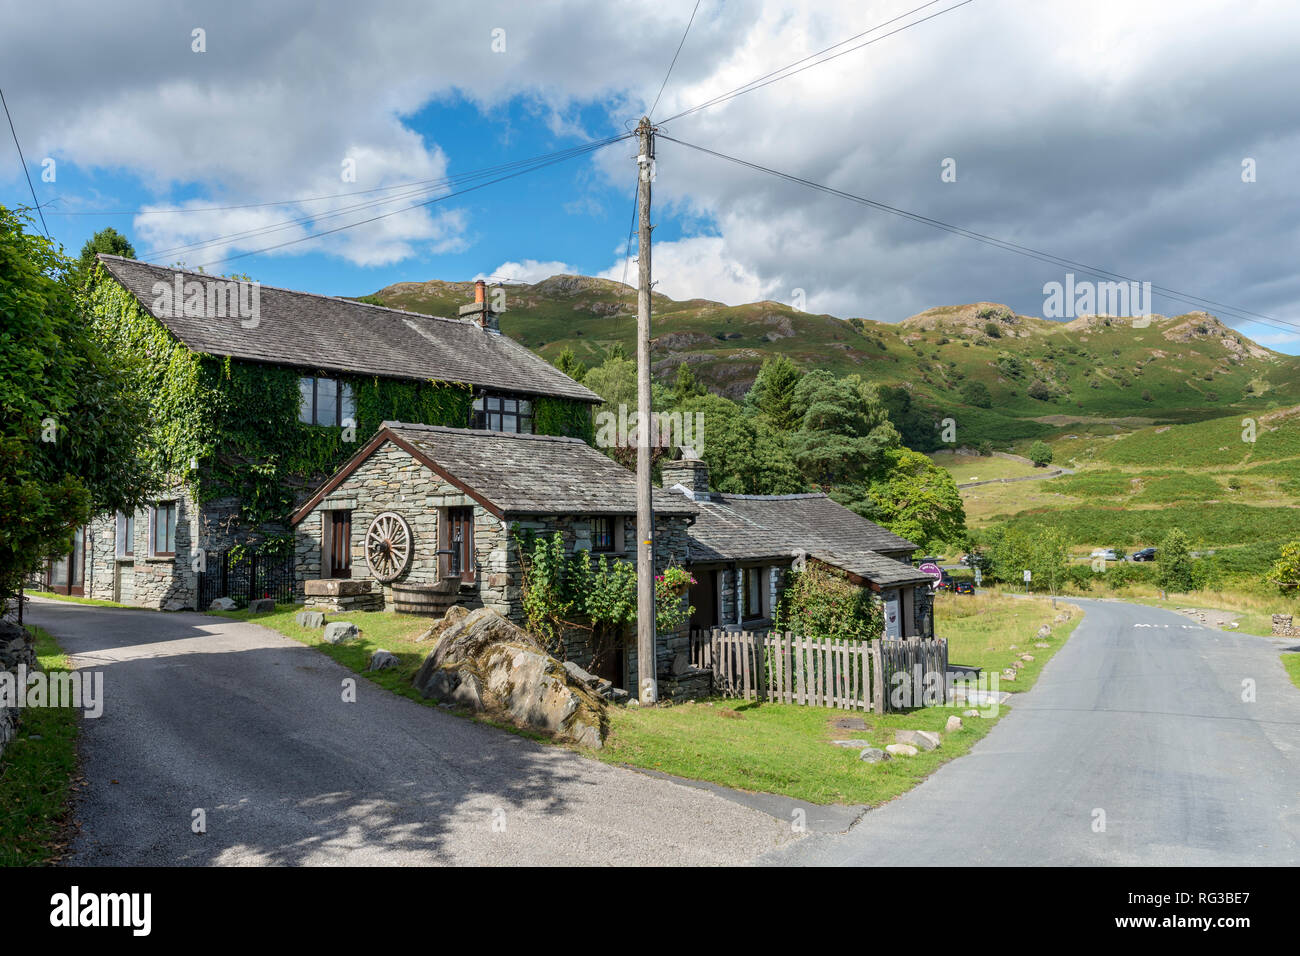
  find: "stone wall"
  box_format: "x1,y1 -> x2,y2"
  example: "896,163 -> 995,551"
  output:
83,486 -> 199,610
294,442 -> 474,605
1273,614 -> 1298,638
0,621 -> 37,765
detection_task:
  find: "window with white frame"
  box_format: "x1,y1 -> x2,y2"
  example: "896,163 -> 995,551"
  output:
115,510 -> 135,558
298,375 -> 356,427
150,502 -> 177,557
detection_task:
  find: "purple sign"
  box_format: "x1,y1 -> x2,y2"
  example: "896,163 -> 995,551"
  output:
918,562 -> 944,584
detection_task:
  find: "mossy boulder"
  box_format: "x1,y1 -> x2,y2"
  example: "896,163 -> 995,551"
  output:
412,607 -> 607,748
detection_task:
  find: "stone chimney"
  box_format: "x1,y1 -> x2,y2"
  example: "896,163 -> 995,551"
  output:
459,279 -> 499,332
661,447 -> 712,499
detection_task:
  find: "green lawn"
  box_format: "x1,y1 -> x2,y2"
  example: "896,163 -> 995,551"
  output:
601,592 -> 1082,805
600,699 -> 993,805
1283,654 -> 1300,691
0,626 -> 80,865
929,450 -> 1045,484
27,590 -> 133,609
938,589 -> 1081,690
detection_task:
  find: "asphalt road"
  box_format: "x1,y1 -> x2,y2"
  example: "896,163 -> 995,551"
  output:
25,598 -> 795,866
762,598 -> 1300,865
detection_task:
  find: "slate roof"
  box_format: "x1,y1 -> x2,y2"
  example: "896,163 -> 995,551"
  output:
682,491 -> 930,587
293,422 -> 697,521
96,255 -> 601,403
808,549 -> 935,587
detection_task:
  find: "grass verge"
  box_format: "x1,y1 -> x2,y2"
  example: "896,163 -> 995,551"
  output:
1283,653 -> 1300,692
600,699 -> 992,805
27,591 -> 133,609
600,592 -> 1082,805
0,626 -> 80,865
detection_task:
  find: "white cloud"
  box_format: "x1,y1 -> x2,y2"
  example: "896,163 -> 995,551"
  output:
596,235 -> 772,306
3,0 -> 1299,340
481,259 -> 580,283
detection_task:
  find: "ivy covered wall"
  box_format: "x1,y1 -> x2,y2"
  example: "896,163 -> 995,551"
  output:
535,394 -> 596,444
88,268 -> 593,537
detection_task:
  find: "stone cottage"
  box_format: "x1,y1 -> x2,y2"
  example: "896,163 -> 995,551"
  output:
34,255 -> 600,609
662,451 -> 937,639
290,422 -> 698,692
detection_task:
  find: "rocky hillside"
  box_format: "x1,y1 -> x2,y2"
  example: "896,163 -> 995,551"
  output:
363,275 -> 1300,447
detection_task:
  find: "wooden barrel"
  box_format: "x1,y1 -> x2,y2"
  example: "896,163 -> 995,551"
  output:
391,581 -> 460,616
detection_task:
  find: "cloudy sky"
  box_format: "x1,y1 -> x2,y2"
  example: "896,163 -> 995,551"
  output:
3,0 -> 1298,352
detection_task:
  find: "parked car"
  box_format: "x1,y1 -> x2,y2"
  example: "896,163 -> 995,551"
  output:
1090,548 -> 1118,561
1131,547 -> 1157,562
955,581 -> 976,595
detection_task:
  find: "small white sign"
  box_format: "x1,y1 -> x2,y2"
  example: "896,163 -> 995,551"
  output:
1023,569 -> 1032,583
974,568 -> 982,585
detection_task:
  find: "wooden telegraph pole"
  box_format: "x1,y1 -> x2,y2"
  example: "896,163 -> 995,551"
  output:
635,116 -> 657,705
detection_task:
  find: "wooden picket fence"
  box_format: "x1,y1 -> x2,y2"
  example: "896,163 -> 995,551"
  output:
690,629 -> 948,713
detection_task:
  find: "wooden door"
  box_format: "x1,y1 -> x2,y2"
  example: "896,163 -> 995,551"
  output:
47,526 -> 86,596
328,511 -> 352,578
689,569 -> 718,630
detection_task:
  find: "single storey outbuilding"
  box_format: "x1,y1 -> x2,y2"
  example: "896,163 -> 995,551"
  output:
290,422 -> 697,689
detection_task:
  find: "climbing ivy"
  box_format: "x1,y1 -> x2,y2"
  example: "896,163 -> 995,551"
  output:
772,563 -> 883,642
534,395 -> 595,442
516,529 -> 693,657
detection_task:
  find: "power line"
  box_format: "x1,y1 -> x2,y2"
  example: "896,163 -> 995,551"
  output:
196,134 -> 631,269
659,133 -> 1299,337
1,88 -> 50,239
649,0 -> 703,119
656,0 -> 974,125
46,139 -> 628,219
149,134 -> 629,263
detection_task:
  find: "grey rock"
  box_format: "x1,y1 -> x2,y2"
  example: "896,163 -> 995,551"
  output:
416,604 -> 469,643
945,715 -> 963,732
323,622 -> 360,644
895,729 -> 941,751
859,748 -> 891,763
962,709 -> 983,718
831,738 -> 873,748
833,716 -> 869,731
367,649 -> 400,672
162,599 -> 186,612
885,743 -> 918,757
248,598 -> 276,614
671,651 -> 690,676
563,660 -> 598,686
296,611 -> 325,629
410,607 -> 606,747
209,597 -> 237,611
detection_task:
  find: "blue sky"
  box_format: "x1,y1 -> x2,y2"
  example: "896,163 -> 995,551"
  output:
3,0 -> 1299,355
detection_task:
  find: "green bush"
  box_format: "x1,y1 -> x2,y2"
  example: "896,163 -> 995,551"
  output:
773,563 -> 883,642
